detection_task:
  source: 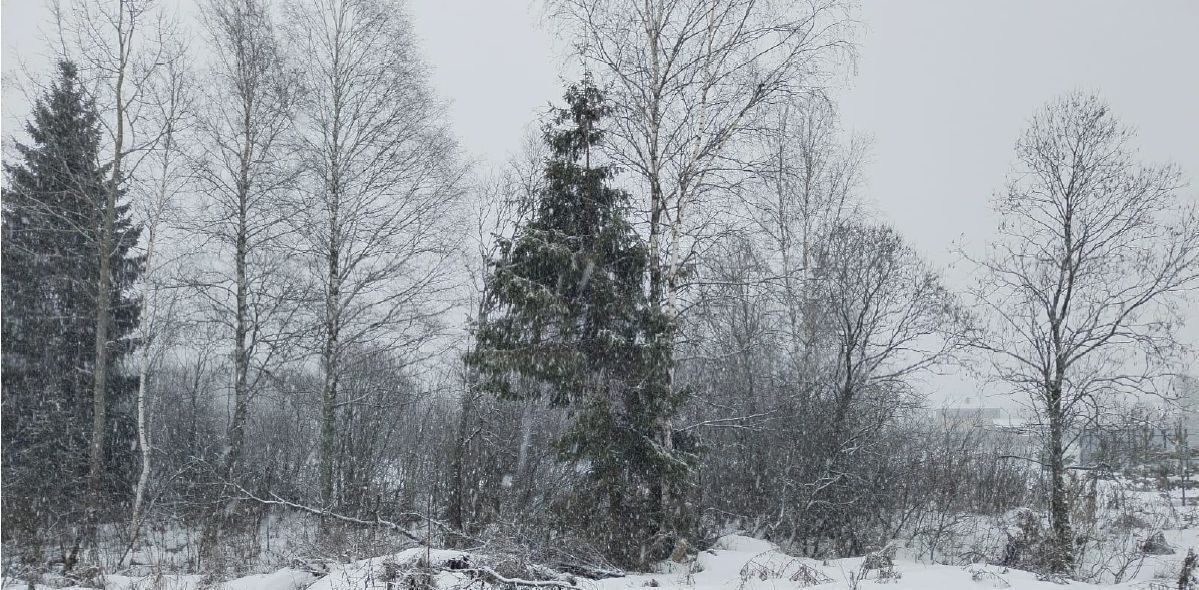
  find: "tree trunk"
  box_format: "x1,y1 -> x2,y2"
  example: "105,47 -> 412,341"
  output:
225,173 -> 251,479
516,400 -> 533,478
127,207 -> 161,564
319,333 -> 339,508
131,349 -> 151,531
88,57 -> 125,524
319,204 -> 341,508
447,388 -> 473,545
1047,384 -> 1073,573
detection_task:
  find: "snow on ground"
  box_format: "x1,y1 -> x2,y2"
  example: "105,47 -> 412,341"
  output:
17,485 -> 1199,590
586,535 -> 1156,590
102,568 -> 314,590
23,569 -> 316,590
26,533 -> 1194,590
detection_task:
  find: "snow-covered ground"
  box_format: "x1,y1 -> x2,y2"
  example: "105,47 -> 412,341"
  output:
14,478 -> 1199,590
17,531 -> 1198,590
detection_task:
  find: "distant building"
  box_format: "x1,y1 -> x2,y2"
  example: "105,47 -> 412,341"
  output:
937,377 -> 1199,472
1076,423 -> 1180,467
934,407 -> 1003,427
932,407 -> 1037,455
1077,376 -> 1199,467
933,407 -> 1027,431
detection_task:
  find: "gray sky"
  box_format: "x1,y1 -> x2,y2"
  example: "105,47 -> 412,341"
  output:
4,0 -> 1197,406
832,1 -> 1199,405
836,1 -> 1199,264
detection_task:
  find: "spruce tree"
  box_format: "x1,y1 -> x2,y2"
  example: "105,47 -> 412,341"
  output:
2,61 -> 142,550
468,79 -> 690,567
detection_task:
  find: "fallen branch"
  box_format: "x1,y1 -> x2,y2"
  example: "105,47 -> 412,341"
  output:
231,484 -> 424,543
460,567 -> 581,589
550,562 -> 625,580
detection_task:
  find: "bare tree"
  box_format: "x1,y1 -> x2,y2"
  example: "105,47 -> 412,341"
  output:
795,221 -> 961,549
684,218 -> 962,553
125,52 -> 192,560
813,221 -> 962,455
748,95 -> 865,398
189,0 -> 302,483
285,0 -> 468,508
680,96 -> 871,546
967,91 -> 1199,574
52,0 -> 186,529
552,0 -> 853,314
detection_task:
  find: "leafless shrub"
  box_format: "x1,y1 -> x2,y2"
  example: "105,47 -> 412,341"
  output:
736,552 -> 832,588
965,565 -> 1011,589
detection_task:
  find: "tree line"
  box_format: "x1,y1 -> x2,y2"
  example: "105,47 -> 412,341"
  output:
2,0 -> 1197,581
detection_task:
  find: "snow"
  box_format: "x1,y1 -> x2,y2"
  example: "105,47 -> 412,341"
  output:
24,533 -> 1197,590
588,535 -> 1101,590
305,548 -> 475,590
17,568 -> 316,590
105,569 -> 313,590
16,488 -> 1199,590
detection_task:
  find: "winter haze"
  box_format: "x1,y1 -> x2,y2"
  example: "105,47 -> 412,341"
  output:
2,1 -> 1199,589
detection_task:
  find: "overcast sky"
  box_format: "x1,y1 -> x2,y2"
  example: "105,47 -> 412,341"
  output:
3,0 -> 1197,406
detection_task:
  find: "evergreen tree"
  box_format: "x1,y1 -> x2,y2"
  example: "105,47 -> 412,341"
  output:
2,61 -> 142,551
468,79 -> 690,567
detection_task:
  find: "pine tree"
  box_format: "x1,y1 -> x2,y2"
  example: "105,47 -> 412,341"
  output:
2,61 -> 142,550
468,79 -> 690,567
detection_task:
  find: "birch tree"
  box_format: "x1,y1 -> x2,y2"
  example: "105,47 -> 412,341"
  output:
125,53 -> 192,559
286,0 -> 467,508
190,0 -> 302,483
551,0 -> 854,320
968,92 -> 1199,574
52,0 -> 185,537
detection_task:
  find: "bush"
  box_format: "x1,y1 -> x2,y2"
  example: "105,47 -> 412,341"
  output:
999,509 -> 1051,574
1141,531 -> 1174,556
